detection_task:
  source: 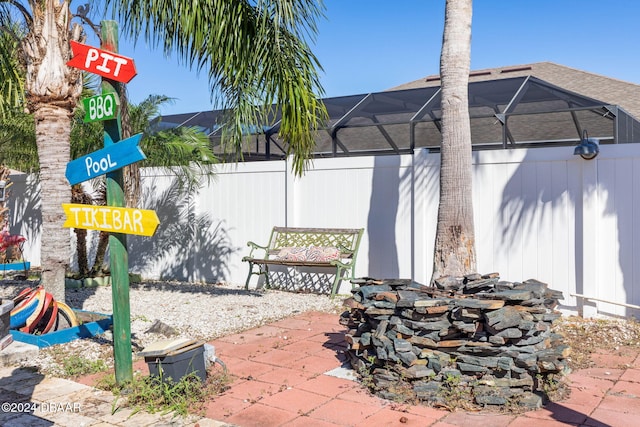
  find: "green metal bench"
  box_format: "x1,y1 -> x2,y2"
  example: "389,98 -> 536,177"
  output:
242,227 -> 364,298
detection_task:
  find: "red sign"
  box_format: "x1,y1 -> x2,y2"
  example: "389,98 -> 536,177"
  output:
66,41 -> 137,83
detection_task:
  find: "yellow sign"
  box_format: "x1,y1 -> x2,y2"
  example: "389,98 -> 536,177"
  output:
62,204 -> 160,237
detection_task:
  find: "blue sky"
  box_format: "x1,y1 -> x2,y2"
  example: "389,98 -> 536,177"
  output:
109,0 -> 640,116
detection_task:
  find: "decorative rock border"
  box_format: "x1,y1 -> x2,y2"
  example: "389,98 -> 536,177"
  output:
341,274 -> 569,409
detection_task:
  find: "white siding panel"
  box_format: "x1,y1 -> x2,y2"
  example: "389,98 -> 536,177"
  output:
633,158 -> 640,309
596,159 -> 623,316
520,161 -> 539,281
491,163 -> 513,278
549,161 -> 571,300
535,161 -> 553,284
473,161 -> 496,276
611,158 -> 633,316
412,150 -> 439,285
506,162 -> 524,280
197,163 -> 287,284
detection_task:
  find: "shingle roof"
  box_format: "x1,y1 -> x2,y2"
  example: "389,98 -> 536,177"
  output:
390,62 -> 640,119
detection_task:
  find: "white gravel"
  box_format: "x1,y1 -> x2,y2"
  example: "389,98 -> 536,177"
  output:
0,280 -> 345,375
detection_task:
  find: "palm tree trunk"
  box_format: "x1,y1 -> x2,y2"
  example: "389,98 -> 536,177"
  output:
90,231 -> 110,276
432,0 -> 477,282
120,89 -> 141,208
73,228 -> 88,277
71,184 -> 91,277
35,105 -> 72,302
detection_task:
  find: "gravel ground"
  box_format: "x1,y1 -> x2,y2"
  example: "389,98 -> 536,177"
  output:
0,280 -> 345,376
6,279 -> 639,378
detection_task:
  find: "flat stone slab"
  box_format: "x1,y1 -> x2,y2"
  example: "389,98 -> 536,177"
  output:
454,298 -> 505,309
0,340 -> 39,367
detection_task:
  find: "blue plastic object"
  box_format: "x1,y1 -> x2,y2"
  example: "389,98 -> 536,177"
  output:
11,309 -> 113,348
9,295 -> 39,329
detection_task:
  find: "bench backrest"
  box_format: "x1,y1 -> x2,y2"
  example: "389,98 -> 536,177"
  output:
267,227 -> 364,260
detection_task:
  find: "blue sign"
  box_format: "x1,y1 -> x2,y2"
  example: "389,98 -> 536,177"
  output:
65,134 -> 145,185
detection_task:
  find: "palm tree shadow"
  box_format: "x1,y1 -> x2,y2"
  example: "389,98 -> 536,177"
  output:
6,173 -> 42,268
543,401 -> 611,426
498,157 -> 571,250
367,155 -> 400,279
127,175 -> 240,282
399,149 -> 440,283
63,174 -> 243,309
496,150 -> 631,316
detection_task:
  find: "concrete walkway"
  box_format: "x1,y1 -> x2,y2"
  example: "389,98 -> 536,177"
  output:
1,311 -> 639,426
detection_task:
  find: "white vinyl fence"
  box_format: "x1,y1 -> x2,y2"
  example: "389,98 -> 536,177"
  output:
8,143 -> 640,318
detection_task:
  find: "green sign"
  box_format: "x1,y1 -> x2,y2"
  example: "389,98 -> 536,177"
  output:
82,93 -> 118,123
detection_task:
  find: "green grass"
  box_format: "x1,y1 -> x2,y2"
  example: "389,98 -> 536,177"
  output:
97,367 -> 231,417
61,355 -> 108,378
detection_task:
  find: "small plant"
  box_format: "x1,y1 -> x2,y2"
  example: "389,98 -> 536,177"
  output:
536,373 -> 567,401
443,372 -> 461,386
356,363 -> 376,391
61,355 -> 108,378
97,367 -> 231,417
386,378 -> 417,404
438,372 -> 475,410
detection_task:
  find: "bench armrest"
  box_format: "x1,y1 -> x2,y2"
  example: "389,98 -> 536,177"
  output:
336,244 -> 355,255
330,259 -> 353,268
245,241 -> 269,259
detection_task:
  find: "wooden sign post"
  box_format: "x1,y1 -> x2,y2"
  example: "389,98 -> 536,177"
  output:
66,20 -> 148,384
100,21 -> 133,385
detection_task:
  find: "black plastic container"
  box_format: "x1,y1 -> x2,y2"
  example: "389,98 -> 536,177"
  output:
145,345 -> 206,382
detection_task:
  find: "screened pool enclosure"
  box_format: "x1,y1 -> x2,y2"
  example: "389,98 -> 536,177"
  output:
157,75 -> 640,161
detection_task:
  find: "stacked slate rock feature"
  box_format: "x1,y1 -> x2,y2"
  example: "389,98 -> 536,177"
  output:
341,274 -> 569,409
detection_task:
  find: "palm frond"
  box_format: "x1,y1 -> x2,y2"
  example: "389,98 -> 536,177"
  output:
0,15 -> 26,117
0,109 -> 37,172
128,94 -> 218,189
105,0 -> 328,176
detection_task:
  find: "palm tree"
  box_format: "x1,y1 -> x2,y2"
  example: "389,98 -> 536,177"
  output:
0,83 -> 216,277
0,15 -> 23,116
0,1 -> 85,302
79,94 -> 217,277
123,94 -> 216,206
104,0 -> 327,173
0,111 -> 36,171
431,0 -> 477,281
0,0 -> 327,302
0,11 -> 33,169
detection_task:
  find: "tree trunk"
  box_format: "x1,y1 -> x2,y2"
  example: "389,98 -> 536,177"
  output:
90,231 -> 110,276
73,227 -> 88,277
21,0 -> 84,302
71,184 -> 92,277
118,88 -> 141,208
432,0 -> 477,282
34,105 -> 72,302
86,183 -> 109,275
